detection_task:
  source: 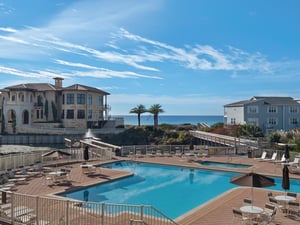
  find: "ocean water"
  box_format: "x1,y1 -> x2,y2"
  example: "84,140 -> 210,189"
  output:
113,115 -> 223,126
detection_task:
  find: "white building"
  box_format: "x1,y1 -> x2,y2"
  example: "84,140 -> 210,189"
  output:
224,96 -> 300,134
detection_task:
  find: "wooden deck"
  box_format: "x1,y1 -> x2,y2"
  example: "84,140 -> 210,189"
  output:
8,155 -> 300,225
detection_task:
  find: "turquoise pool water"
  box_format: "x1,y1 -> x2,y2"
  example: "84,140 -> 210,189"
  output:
60,161 -> 300,219
198,161 -> 251,168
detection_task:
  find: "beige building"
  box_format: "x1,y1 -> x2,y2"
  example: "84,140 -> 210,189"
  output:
0,77 -> 115,134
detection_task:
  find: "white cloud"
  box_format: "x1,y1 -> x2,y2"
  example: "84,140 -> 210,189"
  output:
117,28 -> 272,72
0,27 -> 17,33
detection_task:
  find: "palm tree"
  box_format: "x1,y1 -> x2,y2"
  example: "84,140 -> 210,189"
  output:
129,104 -> 147,127
148,104 -> 164,129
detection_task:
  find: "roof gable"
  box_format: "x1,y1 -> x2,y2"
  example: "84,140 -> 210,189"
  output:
63,84 -> 110,95
225,96 -> 300,107
5,83 -> 58,91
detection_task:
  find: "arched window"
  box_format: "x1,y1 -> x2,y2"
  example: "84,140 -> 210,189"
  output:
23,110 -> 29,124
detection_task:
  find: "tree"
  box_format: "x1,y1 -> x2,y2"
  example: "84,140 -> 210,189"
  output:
51,101 -> 58,121
1,114 -> 5,134
44,100 -> 49,120
129,104 -> 147,127
148,104 -> 164,129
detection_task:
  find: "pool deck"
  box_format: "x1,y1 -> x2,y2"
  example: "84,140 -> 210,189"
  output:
11,155 -> 300,225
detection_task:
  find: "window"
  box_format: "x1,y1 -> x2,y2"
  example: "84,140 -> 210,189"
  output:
23,110 -> 29,124
290,118 -> 298,125
11,95 -> 16,102
62,94 -> 65,105
61,110 -> 64,119
230,118 -> 236,124
99,96 -> 103,105
268,106 -> 277,113
268,117 -> 277,125
66,93 -> 74,104
66,110 -> 74,119
248,106 -> 258,113
77,110 -> 85,119
290,106 -> 298,113
248,118 -> 258,126
36,110 -> 39,119
77,94 -> 86,104
87,95 -> 92,105
87,110 -> 92,119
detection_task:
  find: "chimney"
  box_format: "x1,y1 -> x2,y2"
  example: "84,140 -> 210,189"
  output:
54,77 -> 64,88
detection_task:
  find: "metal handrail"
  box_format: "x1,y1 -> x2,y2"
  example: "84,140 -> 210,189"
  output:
0,191 -> 179,225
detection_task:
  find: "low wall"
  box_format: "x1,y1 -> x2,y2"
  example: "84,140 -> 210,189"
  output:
0,135 -> 70,145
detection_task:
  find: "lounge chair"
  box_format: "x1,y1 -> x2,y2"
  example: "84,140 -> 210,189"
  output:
175,149 -> 182,157
273,154 -> 286,163
80,164 -> 97,175
7,169 -> 28,179
163,150 -> 172,157
146,149 -> 155,157
17,166 -> 40,177
2,173 -> 27,185
282,157 -> 300,166
135,150 -> 143,158
289,166 -> 300,174
254,151 -> 267,160
1,205 -> 36,224
263,152 -> 277,162
4,205 -> 35,218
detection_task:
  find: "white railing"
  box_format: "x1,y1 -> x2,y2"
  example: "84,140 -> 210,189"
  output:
0,191 -> 178,225
121,145 -> 235,157
0,148 -> 113,171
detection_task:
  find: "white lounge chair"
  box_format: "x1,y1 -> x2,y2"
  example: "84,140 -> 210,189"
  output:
263,152 -> 277,162
289,166 -> 300,174
282,157 -> 300,166
254,151 -> 267,160
17,166 -> 40,177
274,154 -> 286,163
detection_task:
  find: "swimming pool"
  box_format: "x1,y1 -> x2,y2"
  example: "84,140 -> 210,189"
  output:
60,161 -> 300,219
198,160 -> 251,169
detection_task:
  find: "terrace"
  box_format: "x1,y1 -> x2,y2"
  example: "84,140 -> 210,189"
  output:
1,146 -> 300,225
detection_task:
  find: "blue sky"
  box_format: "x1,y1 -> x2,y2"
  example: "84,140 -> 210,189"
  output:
1,0 -> 300,116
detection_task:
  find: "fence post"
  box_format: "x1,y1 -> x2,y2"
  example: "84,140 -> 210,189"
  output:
35,196 -> 39,225
10,192 -> 14,224
101,202 -> 105,225
66,200 -> 70,225
141,205 -> 144,221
